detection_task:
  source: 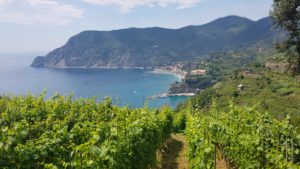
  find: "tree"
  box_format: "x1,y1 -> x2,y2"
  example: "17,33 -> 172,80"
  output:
270,0 -> 300,73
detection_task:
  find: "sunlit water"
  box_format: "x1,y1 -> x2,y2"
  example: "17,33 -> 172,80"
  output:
0,53 -> 187,108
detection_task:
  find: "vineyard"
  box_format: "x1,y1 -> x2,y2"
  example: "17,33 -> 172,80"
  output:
0,94 -> 172,169
185,102 -> 300,169
1,94 -> 300,169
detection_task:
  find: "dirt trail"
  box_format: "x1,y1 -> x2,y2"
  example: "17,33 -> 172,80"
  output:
158,134 -> 228,169
158,134 -> 189,169
216,148 -> 229,169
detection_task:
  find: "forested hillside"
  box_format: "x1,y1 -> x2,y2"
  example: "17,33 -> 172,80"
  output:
178,67 -> 300,127
31,16 -> 285,68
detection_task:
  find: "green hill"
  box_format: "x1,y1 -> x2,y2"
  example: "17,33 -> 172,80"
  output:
31,16 -> 285,68
179,67 -> 300,126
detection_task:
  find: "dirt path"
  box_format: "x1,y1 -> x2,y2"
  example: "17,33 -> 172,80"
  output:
157,134 -> 228,169
216,148 -> 229,169
158,134 -> 189,169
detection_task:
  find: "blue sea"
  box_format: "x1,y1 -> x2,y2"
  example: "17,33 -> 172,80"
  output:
0,53 -> 187,108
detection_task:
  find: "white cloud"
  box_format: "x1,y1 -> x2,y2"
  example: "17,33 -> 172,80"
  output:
82,0 -> 201,13
0,0 -> 83,25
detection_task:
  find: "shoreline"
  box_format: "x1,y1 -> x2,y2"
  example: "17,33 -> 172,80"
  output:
148,68 -> 185,81
40,66 -> 185,80
43,66 -> 146,70
148,93 -> 195,100
39,66 -> 193,100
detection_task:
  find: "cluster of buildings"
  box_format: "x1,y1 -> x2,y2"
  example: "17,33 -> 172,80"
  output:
190,69 -> 207,75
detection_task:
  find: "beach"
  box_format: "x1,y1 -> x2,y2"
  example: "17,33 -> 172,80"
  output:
149,68 -> 186,81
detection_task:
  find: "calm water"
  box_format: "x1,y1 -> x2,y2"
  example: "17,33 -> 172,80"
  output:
0,53 -> 187,108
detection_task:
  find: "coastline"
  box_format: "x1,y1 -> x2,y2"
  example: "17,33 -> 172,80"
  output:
39,66 -> 185,80
147,67 -> 198,99
44,66 -> 146,70
40,65 -> 193,100
148,92 -> 194,100
148,68 -> 185,81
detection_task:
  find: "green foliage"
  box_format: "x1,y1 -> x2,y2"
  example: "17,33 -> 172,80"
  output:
186,103 -> 300,169
184,70 -> 300,127
270,0 -> 300,73
0,94 -> 173,169
183,47 -> 277,90
32,16 -> 282,68
277,88 -> 294,96
181,88 -> 217,113
172,111 -> 186,133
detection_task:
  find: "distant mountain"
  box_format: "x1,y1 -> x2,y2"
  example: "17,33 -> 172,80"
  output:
31,16 -> 285,68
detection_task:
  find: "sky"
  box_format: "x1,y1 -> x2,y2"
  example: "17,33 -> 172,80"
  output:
0,0 -> 273,54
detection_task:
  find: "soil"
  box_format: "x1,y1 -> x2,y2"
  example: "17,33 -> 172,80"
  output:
157,134 -> 228,169
158,134 -> 189,169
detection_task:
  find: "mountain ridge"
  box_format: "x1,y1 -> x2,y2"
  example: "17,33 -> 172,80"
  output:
31,15 -> 285,68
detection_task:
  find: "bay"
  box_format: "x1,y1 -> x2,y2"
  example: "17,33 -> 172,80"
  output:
0,53 -> 187,108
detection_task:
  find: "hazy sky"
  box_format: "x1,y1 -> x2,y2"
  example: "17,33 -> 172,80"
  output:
0,0 -> 273,54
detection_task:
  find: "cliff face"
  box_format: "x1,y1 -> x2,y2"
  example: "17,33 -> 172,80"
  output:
31,16 -> 284,68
